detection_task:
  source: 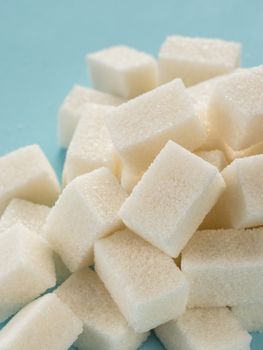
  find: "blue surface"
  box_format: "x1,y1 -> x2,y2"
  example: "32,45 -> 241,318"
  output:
0,0 -> 263,349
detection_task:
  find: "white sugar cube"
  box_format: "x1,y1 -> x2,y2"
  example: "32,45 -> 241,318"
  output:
0,294 -> 83,350
0,145 -> 60,215
155,308 -> 251,350
95,229 -> 189,333
159,35 -> 241,86
87,46 -> 158,99
44,167 -> 127,272
0,198 -> 50,234
58,85 -> 124,147
106,80 -> 205,174
181,228 -> 263,307
0,198 -> 70,284
232,303 -> 263,332
195,150 -> 227,171
56,268 -> 149,350
119,141 -> 225,257
0,223 -> 56,322
214,155 -> 263,229
208,69 -> 263,150
62,104 -> 119,185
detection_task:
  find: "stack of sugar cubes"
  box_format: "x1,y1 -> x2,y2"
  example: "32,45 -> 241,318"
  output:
1,34 -> 263,350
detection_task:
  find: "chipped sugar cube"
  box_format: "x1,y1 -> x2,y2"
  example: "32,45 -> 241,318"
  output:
0,145 -> 60,215
0,223 -> 56,322
62,104 -> 119,185
56,268 -> 149,350
95,229 -> 189,333
0,294 -> 83,350
232,303 -> 263,332
44,167 -> 127,272
159,35 -> 241,86
58,85 -> 124,147
106,79 -> 205,174
181,228 -> 263,307
87,46 -> 158,99
155,308 -> 251,350
119,141 -> 225,257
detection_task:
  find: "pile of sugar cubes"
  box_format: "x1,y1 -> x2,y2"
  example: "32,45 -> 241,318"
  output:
1,34 -> 263,350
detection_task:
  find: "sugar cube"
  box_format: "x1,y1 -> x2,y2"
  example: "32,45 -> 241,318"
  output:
195,150 -> 227,171
56,268 -> 149,350
119,141 -> 225,257
0,198 -> 50,234
0,144 -> 60,214
87,46 -> 158,99
0,198 -> 70,284
232,303 -> 263,332
44,167 -> 127,272
155,308 -> 251,350
62,104 -> 119,185
0,223 -> 56,322
0,294 -> 83,350
58,85 -> 124,147
106,79 -> 205,174
220,155 -> 263,228
159,35 -> 241,86
208,69 -> 263,150
181,228 -> 263,307
95,229 -> 189,333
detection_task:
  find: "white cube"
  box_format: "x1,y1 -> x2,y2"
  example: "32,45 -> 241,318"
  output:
0,198 -> 50,234
62,104 -> 119,185
56,268 -> 149,350
0,294 -> 83,350
232,303 -> 263,332
155,308 -> 251,350
106,79 -> 205,174
181,228 -> 263,307
44,167 -> 127,272
215,155 -> 263,229
0,223 -> 56,322
58,85 -> 125,147
195,150 -> 227,171
87,45 -> 158,99
0,144 -> 60,214
159,35 -> 241,86
95,229 -> 189,333
0,198 -> 70,284
208,69 -> 263,150
119,141 -> 225,257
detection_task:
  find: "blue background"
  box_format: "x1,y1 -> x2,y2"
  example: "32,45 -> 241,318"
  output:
0,0 -> 263,349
